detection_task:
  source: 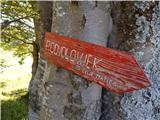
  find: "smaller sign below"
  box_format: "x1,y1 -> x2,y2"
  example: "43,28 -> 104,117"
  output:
43,32 -> 151,94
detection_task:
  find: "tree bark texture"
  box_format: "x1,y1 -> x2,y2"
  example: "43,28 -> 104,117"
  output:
111,2 -> 160,120
29,1 -> 160,120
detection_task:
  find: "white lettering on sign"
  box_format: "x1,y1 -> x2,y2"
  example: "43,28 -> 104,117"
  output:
43,33 -> 151,94
50,42 -> 55,53
45,39 -> 126,90
86,54 -> 93,69
76,51 -> 88,66
45,40 -> 103,72
93,58 -> 102,70
70,49 -> 77,63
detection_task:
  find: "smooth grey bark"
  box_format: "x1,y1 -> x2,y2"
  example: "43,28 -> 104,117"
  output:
77,2 -> 112,120
39,1 -> 112,120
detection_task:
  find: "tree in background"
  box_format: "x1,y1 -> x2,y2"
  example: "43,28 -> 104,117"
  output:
1,1 -> 40,79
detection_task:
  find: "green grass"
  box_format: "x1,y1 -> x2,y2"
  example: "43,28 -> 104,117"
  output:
0,49 -> 32,120
1,97 -> 28,120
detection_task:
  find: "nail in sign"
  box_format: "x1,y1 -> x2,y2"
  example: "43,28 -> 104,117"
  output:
43,32 -> 151,94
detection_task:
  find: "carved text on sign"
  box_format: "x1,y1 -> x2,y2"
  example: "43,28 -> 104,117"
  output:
43,32 -> 151,94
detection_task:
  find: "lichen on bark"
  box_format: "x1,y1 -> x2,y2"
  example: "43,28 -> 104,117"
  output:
120,2 -> 160,120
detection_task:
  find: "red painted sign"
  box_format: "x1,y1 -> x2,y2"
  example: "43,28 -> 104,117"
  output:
43,32 -> 151,94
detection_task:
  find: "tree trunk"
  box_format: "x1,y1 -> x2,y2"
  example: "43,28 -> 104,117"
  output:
28,1 -> 53,120
111,2 -> 160,120
39,1 -> 112,120
29,1 -> 160,120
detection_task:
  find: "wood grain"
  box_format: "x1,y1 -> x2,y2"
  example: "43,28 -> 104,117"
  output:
42,32 -> 151,94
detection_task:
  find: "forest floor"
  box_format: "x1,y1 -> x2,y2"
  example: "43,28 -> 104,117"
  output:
0,49 -> 32,120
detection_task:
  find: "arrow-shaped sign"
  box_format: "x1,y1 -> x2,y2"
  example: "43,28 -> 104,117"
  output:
43,32 -> 151,94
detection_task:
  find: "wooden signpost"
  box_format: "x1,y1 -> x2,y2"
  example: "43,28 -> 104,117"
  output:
43,32 -> 151,94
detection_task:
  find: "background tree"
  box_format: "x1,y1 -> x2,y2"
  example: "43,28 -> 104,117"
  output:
1,1 -> 40,78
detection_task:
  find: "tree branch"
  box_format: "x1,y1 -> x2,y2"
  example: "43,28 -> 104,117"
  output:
2,32 -> 34,45
18,20 -> 34,29
1,16 -> 31,29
